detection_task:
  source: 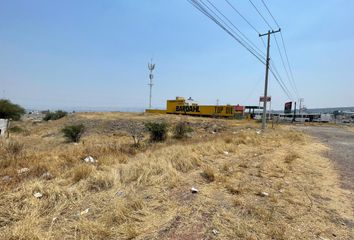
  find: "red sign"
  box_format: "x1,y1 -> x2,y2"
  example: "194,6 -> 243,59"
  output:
260,96 -> 271,102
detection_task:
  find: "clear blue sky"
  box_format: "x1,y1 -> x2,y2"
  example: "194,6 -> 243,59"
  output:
1,0 -> 353,110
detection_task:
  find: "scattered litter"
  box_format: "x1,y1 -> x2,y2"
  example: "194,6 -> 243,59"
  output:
41,172 -> 53,180
18,168 -> 30,175
256,130 -> 262,135
1,176 -> 11,182
212,229 -> 219,235
115,190 -> 125,197
33,192 -> 43,198
223,151 -> 229,155
211,131 -> 216,134
191,187 -> 199,194
83,156 -> 96,163
259,192 -> 269,197
80,208 -> 89,215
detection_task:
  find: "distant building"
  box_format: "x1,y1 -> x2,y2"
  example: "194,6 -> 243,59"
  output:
0,119 -> 9,137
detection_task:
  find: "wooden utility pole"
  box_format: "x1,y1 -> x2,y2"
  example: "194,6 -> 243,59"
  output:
259,29 -> 281,130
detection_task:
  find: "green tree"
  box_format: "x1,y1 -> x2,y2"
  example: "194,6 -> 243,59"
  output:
0,99 -> 25,120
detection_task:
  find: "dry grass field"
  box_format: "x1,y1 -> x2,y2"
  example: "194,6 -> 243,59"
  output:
0,112 -> 353,239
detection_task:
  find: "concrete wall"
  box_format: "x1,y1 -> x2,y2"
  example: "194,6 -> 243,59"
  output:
0,119 -> 8,137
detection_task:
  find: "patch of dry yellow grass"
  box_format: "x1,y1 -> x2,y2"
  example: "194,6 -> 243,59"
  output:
0,113 -> 353,239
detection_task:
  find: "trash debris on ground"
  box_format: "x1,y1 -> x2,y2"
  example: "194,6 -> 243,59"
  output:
18,168 -> 30,175
223,151 -> 229,155
259,192 -> 269,197
191,187 -> 199,194
41,172 -> 53,180
83,156 -> 97,163
115,190 -> 125,197
1,176 -> 11,182
33,192 -> 43,198
256,130 -> 262,134
80,208 -> 89,215
212,229 -> 219,235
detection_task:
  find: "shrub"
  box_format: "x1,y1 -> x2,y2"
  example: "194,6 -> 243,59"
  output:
0,99 -> 25,120
173,122 -> 193,139
9,126 -> 24,133
43,110 -> 67,121
201,166 -> 215,182
145,122 -> 168,142
62,124 -> 85,142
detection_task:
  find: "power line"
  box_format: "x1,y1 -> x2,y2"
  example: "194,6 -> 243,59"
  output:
260,0 -> 300,98
248,0 -> 273,30
224,0 -> 260,34
248,0 -> 296,99
204,0 -> 265,58
187,0 -> 292,99
188,0 -> 266,64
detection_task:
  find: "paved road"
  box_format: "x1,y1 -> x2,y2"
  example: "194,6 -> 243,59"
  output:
298,126 -> 354,191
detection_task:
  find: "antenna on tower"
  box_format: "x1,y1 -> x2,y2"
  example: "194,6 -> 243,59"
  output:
148,59 -> 155,109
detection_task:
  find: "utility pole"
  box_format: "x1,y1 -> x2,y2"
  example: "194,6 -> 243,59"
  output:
259,29 -> 281,130
293,101 -> 297,123
299,98 -> 304,114
148,60 -> 155,109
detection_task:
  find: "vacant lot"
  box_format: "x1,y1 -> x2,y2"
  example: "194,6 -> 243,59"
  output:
0,113 -> 353,239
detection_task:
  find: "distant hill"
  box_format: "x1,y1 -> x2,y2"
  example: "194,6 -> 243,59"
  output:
305,107 -> 354,114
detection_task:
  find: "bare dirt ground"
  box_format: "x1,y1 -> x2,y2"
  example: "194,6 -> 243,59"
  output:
297,125 -> 354,228
297,126 -> 354,192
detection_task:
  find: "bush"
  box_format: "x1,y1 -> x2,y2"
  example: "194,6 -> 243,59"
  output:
62,124 -> 85,142
9,126 -> 24,133
145,122 -> 168,142
44,110 -> 67,121
173,122 -> 193,139
0,99 -> 25,120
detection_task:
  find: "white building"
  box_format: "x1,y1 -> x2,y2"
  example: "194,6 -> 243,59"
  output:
0,119 -> 9,137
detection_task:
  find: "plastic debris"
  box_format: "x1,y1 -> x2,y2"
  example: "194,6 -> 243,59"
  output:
18,168 -> 30,175
191,187 -> 199,194
212,229 -> 219,235
259,192 -> 269,197
83,156 -> 96,163
80,208 -> 89,215
223,151 -> 229,155
33,192 -> 43,198
41,172 -> 53,180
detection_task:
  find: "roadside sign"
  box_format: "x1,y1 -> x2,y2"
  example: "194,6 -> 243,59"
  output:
284,102 -> 292,114
260,96 -> 271,102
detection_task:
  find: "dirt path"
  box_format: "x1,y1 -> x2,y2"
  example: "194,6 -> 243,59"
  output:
298,126 -> 354,195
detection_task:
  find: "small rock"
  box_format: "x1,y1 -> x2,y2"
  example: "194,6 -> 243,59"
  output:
259,192 -> 269,197
80,208 -> 89,215
18,168 -> 30,175
33,192 -> 43,198
191,187 -> 199,194
83,156 -> 96,163
212,229 -> 219,235
223,151 -> 229,155
211,131 -> 216,134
